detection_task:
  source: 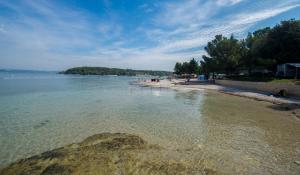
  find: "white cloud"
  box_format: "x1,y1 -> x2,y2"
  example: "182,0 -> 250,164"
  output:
139,3 -> 154,13
231,4 -> 300,25
216,0 -> 244,6
144,0 -> 300,60
0,0 -> 299,71
154,0 -> 216,26
0,24 -> 6,33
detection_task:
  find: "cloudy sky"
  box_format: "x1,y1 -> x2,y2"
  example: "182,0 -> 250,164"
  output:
0,0 -> 299,71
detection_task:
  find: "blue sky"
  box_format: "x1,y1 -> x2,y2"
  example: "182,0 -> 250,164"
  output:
0,0 -> 299,71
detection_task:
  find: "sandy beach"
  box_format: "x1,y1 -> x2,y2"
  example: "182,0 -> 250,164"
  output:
137,79 -> 300,105
136,78 -> 300,121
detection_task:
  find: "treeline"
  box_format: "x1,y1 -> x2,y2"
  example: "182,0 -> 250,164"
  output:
174,58 -> 200,75
61,67 -> 172,76
201,19 -> 300,77
174,19 -> 300,77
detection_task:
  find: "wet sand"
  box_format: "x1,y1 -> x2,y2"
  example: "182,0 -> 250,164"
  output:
137,79 -> 300,105
199,91 -> 300,174
135,80 -> 300,174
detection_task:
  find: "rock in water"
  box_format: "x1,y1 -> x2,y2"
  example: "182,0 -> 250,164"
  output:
0,133 -> 217,175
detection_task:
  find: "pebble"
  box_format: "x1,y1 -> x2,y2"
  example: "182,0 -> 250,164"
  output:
294,161 -> 300,165
197,144 -> 203,149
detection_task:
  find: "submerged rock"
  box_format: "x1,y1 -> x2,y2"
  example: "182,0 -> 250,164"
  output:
0,133 -> 218,175
33,120 -> 50,129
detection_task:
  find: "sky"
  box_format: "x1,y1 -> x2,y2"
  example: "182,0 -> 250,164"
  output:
0,0 -> 300,71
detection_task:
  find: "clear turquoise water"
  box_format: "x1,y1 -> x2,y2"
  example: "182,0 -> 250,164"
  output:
1,71 -> 300,174
0,71 -> 204,166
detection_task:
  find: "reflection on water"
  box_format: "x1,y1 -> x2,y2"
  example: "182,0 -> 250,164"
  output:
174,90 -> 200,105
151,89 -> 161,97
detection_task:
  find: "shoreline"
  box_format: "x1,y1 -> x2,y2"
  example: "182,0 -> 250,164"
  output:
137,79 -> 300,120
1,78 -> 300,174
136,79 -> 300,105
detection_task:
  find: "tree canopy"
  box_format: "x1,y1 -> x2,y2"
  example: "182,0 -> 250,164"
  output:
62,67 -> 172,76
199,19 -> 300,77
202,35 -> 243,75
174,58 -> 200,75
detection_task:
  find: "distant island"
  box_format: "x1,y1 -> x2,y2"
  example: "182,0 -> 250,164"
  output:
60,67 -> 172,76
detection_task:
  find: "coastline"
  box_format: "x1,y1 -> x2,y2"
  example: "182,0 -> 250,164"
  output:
136,79 -> 300,105
1,77 -> 300,174
136,79 -> 300,120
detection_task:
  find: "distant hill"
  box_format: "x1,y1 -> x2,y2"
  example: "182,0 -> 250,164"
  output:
60,67 -> 172,76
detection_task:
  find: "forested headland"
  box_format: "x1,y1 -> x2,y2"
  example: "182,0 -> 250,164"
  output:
61,67 -> 172,76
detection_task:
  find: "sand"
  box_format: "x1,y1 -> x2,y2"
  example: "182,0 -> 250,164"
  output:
136,79 -> 300,105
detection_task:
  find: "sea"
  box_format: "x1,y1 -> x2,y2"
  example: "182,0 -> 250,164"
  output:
0,70 -> 204,166
1,70 -> 299,175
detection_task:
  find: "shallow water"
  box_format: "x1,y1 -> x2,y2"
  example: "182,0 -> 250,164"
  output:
0,71 -> 204,166
0,71 -> 299,174
200,91 -> 300,174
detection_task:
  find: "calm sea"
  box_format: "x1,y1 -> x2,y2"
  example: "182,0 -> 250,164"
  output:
0,70 -> 204,166
1,70 -> 300,174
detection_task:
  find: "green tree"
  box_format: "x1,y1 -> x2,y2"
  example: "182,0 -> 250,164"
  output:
250,27 -> 272,71
200,56 -> 218,79
182,62 -> 190,74
174,62 -> 183,74
174,59 -> 200,75
240,35 -> 252,75
202,35 -> 242,75
188,58 -> 199,74
264,19 -> 300,65
239,29 -> 271,75
246,20 -> 300,72
200,19 -> 300,77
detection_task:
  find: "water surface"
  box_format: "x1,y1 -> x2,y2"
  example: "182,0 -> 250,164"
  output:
0,71 -> 299,174
0,71 -> 204,165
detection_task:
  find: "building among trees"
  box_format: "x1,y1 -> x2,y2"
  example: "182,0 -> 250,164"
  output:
276,63 -> 300,78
